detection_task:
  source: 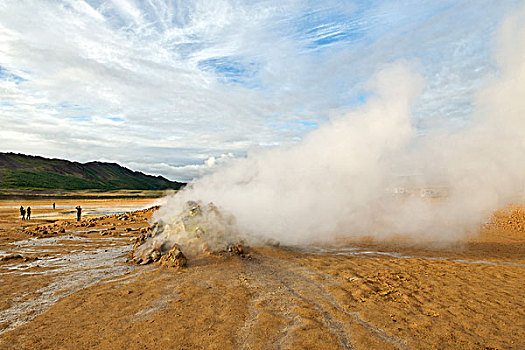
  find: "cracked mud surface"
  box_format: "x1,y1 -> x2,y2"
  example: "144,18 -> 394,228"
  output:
0,199 -> 524,349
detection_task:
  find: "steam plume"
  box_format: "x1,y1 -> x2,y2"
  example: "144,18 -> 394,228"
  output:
154,8 -> 525,246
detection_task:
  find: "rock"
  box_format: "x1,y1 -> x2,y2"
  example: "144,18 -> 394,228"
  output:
129,200 -> 244,267
150,249 -> 162,262
139,257 -> 151,265
0,254 -> 38,263
228,243 -> 245,256
159,247 -> 187,269
0,254 -> 23,261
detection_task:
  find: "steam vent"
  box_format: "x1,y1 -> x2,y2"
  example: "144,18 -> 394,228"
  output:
130,201 -> 246,267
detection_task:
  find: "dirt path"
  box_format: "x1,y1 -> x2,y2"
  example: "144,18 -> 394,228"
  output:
236,254 -> 407,349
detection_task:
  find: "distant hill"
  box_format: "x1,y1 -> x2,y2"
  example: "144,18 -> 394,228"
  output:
0,153 -> 185,191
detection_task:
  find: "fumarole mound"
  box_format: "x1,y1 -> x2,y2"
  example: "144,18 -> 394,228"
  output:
130,201 -> 246,267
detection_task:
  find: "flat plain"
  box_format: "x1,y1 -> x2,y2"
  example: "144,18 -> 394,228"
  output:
0,198 -> 523,349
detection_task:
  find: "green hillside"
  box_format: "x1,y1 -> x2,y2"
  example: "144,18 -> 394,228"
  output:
0,153 -> 185,190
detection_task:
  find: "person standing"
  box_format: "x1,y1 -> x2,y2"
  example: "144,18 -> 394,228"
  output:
26,206 -> 31,220
76,205 -> 82,222
53,202 -> 55,210
20,206 -> 25,220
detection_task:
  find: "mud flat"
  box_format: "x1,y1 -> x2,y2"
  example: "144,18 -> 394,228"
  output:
0,199 -> 523,349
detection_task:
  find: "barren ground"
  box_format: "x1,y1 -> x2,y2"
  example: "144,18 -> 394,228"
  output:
0,199 -> 523,349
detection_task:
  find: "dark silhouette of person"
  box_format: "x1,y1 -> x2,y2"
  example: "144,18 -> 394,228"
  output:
26,206 -> 31,220
53,202 -> 55,210
20,206 -> 25,220
76,206 -> 82,221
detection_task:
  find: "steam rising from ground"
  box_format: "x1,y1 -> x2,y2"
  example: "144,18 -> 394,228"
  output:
154,9 -> 525,246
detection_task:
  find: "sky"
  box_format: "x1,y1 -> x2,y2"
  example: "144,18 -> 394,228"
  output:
0,0 -> 522,182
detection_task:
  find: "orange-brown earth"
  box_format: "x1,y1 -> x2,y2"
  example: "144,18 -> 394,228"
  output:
0,199 -> 523,349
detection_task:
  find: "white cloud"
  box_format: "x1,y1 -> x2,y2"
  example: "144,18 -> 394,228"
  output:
0,0 -> 522,181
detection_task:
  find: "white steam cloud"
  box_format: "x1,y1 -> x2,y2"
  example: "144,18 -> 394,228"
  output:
154,8 -> 525,246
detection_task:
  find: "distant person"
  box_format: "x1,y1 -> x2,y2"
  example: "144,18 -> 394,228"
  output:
20,206 -> 25,220
53,202 -> 55,210
26,206 -> 31,220
76,205 -> 82,222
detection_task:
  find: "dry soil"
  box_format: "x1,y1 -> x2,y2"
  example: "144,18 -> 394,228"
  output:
0,199 -> 523,349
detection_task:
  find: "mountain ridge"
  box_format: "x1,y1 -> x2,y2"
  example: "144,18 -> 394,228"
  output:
0,152 -> 185,190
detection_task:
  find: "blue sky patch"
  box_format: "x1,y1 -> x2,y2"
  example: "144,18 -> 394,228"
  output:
107,116 -> 124,122
0,101 -> 14,107
292,120 -> 319,129
0,66 -> 26,84
198,57 -> 259,85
